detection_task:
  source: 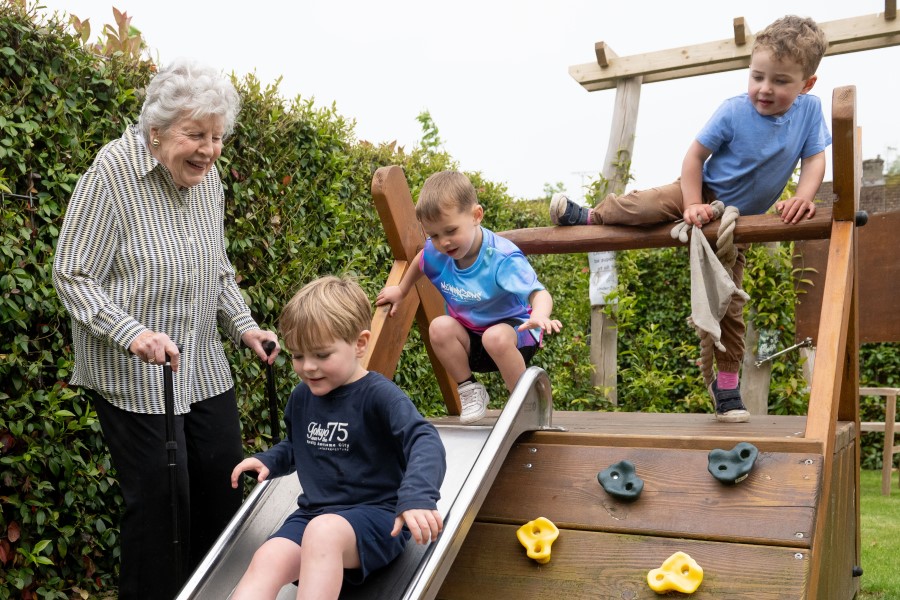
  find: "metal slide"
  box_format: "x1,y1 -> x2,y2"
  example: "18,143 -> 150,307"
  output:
176,367 -> 555,600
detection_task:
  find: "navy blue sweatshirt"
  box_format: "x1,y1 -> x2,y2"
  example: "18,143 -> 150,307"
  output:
256,371 -> 446,515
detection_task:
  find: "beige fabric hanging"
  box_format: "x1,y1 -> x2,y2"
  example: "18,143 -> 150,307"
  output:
671,201 -> 748,386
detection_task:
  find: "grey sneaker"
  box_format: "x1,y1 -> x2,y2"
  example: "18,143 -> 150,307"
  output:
458,381 -> 489,424
709,381 -> 750,423
550,193 -> 591,226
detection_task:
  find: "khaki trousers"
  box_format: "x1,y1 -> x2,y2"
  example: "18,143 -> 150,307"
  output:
593,181 -> 746,372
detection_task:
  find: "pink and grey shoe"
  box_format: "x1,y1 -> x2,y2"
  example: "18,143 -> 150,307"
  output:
709,380 -> 750,423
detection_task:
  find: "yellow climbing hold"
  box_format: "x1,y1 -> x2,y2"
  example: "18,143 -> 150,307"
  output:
647,551 -> 703,594
515,517 -> 559,564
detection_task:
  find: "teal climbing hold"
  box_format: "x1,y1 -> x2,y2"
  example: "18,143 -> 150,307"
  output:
708,442 -> 759,484
598,460 -> 644,501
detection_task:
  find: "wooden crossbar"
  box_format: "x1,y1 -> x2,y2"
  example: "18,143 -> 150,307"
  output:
499,208 -> 833,256
570,9 -> 900,91
861,422 -> 900,432
859,387 -> 900,496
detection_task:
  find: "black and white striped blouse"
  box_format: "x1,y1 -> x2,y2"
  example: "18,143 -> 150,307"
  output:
53,125 -> 258,415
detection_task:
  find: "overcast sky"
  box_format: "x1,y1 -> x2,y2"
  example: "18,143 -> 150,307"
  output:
37,1 -> 900,202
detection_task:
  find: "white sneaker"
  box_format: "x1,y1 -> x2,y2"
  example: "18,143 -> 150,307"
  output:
458,381 -> 489,424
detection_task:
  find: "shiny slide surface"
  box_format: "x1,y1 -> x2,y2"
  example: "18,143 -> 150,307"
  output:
176,366 -> 554,600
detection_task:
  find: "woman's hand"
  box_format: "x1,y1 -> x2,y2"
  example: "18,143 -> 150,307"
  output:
242,329 -> 280,365
129,330 -> 180,371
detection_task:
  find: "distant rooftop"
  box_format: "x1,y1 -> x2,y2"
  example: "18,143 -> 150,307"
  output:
817,156 -> 900,214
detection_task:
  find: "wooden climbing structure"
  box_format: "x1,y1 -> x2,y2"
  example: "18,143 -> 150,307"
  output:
366,85 -> 863,598
568,4 -> 899,403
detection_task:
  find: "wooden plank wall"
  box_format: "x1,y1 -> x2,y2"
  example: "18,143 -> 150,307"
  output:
437,421 -> 858,599
477,444 -> 820,546
813,435 -> 861,598
794,210 -> 900,344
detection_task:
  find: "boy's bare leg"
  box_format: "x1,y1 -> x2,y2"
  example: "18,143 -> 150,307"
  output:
296,514 -> 360,600
429,315 -> 474,382
481,323 -> 526,392
232,537 -> 303,600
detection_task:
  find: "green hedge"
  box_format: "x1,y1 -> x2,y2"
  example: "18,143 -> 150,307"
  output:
1,4 -> 152,598
2,4 -> 898,598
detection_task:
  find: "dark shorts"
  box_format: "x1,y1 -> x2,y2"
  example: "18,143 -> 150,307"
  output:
271,505 -> 409,585
467,321 -> 538,374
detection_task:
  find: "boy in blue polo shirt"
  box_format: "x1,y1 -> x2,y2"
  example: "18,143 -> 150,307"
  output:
551,15 -> 831,422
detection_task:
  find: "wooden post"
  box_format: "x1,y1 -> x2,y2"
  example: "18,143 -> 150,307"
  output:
740,317 -> 771,415
590,75 -> 641,402
741,241 -> 778,415
805,85 -> 860,600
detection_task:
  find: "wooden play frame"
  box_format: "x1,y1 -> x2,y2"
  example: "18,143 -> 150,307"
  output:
363,86 -> 863,598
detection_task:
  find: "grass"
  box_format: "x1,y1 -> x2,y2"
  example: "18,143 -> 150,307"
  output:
859,468 -> 900,599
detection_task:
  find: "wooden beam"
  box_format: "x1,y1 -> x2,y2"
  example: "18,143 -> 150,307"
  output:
497,208 -> 833,256
570,13 -> 900,91
733,17 -> 751,46
831,87 -> 859,222
364,259 -> 418,379
836,117 -> 862,420
594,41 -> 617,67
600,78 -> 641,196
804,221 -> 854,599
589,76 -> 641,402
371,165 -> 424,262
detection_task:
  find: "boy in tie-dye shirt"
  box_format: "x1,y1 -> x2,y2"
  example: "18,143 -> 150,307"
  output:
377,171 -> 561,424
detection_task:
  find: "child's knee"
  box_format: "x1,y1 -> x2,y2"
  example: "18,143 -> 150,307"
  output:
429,315 -> 461,340
481,324 -> 517,352
255,537 -> 295,560
303,514 -> 354,547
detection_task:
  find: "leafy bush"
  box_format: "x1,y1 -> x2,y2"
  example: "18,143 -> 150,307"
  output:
859,343 -> 900,469
1,3 -> 150,597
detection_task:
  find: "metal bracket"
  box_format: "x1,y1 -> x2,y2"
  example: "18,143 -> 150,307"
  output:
755,337 -> 813,368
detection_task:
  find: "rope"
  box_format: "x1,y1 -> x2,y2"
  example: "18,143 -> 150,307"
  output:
671,201 -> 741,387
697,328 -> 717,388
715,203 -> 740,271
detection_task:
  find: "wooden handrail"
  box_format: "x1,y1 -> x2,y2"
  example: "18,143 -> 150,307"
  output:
498,208 -> 833,256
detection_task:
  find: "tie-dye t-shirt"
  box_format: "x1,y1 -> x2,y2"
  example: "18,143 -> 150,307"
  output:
421,227 -> 544,346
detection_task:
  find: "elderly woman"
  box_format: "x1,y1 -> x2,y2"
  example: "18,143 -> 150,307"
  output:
53,58 -> 278,599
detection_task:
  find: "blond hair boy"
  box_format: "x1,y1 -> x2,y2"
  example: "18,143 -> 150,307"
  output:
231,276 -> 445,599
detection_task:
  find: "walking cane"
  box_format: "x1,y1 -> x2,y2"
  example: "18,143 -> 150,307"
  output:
262,340 -> 280,444
163,352 -> 183,585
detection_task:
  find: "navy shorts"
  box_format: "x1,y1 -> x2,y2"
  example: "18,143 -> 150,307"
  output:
467,321 -> 538,374
271,505 -> 409,585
